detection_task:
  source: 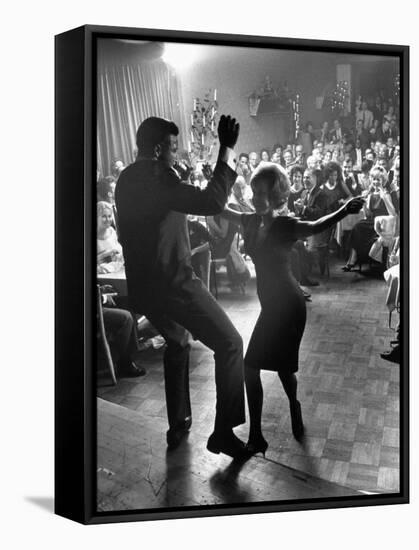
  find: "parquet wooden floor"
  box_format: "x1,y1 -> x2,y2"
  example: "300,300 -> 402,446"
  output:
98,256 -> 401,509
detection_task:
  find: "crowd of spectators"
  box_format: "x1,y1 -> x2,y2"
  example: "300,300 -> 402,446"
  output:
96,95 -> 401,371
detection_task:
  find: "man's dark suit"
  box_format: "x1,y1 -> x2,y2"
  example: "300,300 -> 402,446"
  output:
301,185 -> 327,221
115,156 -> 245,435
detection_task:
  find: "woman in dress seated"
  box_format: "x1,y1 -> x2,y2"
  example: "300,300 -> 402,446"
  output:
222,163 -> 364,455
342,166 -> 396,271
97,201 -> 123,274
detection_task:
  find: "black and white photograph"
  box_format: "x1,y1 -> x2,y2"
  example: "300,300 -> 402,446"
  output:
5,0 -> 419,545
93,31 -> 407,516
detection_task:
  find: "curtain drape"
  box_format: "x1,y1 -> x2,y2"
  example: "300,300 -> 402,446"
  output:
97,60 -> 180,178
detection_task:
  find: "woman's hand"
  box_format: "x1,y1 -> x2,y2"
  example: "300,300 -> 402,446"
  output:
345,196 -> 365,215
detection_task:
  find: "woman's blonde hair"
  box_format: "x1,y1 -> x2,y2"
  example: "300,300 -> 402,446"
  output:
97,200 -> 114,219
370,165 -> 388,186
250,162 -> 290,208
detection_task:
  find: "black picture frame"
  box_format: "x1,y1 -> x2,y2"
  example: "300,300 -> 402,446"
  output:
55,24 -> 409,525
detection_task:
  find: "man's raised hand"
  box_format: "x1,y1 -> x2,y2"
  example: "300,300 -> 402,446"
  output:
218,115 -> 240,149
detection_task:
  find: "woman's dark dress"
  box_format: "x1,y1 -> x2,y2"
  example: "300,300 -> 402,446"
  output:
242,214 -> 306,373
349,192 -> 390,262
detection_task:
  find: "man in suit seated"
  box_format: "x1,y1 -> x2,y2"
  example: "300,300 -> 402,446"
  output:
295,168 -> 329,274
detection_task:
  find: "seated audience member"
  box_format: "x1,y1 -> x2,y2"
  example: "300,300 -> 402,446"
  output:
386,137 -> 396,161
229,176 -> 254,213
283,150 -> 294,173
365,148 -> 375,168
300,122 -> 315,154
343,139 -> 357,166
312,161 -> 351,264
376,120 -> 393,142
389,143 -> 400,166
288,165 -> 306,214
323,150 -> 332,165
319,121 -> 330,144
342,158 -> 363,197
369,118 -> 380,138
387,163 -> 400,214
380,239 -> 400,363
355,99 -> 374,130
111,159 -> 125,180
297,168 -> 329,275
389,118 -> 399,139
342,166 -> 396,271
306,154 -> 317,171
207,203 -> 250,292
97,176 -> 117,204
331,146 -> 344,164
100,290 -> 146,377
272,143 -> 284,164
173,157 -> 193,183
316,141 -> 324,157
313,148 -> 324,170
237,153 -> 251,183
249,151 -> 259,173
287,167 -> 320,288
188,216 -> 212,288
354,119 -> 370,151
376,157 -> 389,171
322,161 -> 351,210
191,169 -> 206,188
271,151 -> 281,164
358,160 -> 372,192
354,138 -> 363,171
294,144 -> 306,167
383,104 -> 397,126
330,119 -> 343,143
97,201 -> 123,273
260,148 -> 270,163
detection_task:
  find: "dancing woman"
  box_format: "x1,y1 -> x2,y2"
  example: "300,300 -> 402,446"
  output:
223,163 -> 364,456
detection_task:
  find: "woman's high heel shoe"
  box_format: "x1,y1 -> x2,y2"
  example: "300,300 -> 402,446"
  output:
290,401 -> 305,441
341,263 -> 355,272
246,436 -> 269,457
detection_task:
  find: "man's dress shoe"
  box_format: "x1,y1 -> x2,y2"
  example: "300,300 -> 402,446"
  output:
119,361 -> 146,377
166,416 -> 192,449
207,431 -> 250,459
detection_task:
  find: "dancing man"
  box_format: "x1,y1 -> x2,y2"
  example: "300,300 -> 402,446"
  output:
115,115 -> 248,459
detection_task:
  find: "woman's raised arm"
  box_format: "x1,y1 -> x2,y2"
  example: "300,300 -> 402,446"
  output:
294,196 -> 365,240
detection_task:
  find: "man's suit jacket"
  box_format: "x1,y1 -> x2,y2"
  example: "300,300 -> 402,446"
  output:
115,155 -> 236,312
376,126 -> 397,142
301,186 -> 328,221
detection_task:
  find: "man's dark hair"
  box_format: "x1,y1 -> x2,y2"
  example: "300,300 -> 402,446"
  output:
239,153 -> 249,161
136,117 -> 179,156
